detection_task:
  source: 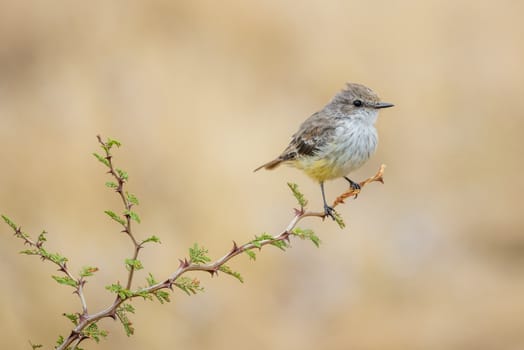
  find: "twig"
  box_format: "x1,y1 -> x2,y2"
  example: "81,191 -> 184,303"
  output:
4,225 -> 91,332
96,136 -> 141,291
332,164 -> 385,207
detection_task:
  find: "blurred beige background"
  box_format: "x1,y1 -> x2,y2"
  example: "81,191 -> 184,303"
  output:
1,1 -> 523,349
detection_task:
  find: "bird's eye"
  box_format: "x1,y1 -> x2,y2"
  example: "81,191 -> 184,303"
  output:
353,99 -> 363,107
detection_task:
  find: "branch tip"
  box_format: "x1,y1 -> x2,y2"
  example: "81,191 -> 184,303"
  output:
332,164 -> 386,207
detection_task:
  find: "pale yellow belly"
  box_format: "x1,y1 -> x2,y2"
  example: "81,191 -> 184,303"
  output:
291,156 -> 361,182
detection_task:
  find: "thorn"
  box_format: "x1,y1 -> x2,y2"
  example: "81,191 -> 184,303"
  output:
178,258 -> 190,268
167,282 -> 174,291
227,241 -> 239,256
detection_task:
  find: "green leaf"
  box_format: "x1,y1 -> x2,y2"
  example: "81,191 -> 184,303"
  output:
116,304 -> 135,336
116,168 -> 128,182
122,303 -> 135,314
63,313 -> 79,325
188,243 -> 211,264
1,214 -> 17,231
106,138 -> 122,149
20,249 -> 39,256
141,235 -> 161,245
105,181 -> 118,189
93,153 -> 110,167
251,233 -> 288,251
36,231 -> 47,245
106,282 -> 133,299
174,277 -> 203,296
245,250 -> 256,261
146,273 -> 157,286
55,335 -> 64,346
251,233 -> 274,248
137,278 -> 171,303
154,290 -> 171,304
104,210 -> 126,226
125,258 -> 143,271
46,251 -> 68,265
287,182 -> 308,207
219,265 -> 244,283
80,266 -> 99,278
52,275 -> 78,288
126,192 -> 139,205
25,247 -> 69,265
291,227 -> 321,247
133,289 -> 153,301
83,322 -> 108,343
270,239 -> 289,251
29,342 -> 43,349
124,210 -> 141,224
332,210 -> 346,229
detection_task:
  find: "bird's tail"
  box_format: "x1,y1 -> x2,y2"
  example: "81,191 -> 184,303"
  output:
253,158 -> 284,172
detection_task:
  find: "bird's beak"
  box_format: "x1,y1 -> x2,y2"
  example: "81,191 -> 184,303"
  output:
374,102 -> 394,109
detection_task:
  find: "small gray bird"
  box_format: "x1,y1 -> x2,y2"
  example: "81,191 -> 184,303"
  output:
255,83 -> 393,218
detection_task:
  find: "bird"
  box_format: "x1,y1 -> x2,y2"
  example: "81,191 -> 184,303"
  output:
254,83 -> 393,219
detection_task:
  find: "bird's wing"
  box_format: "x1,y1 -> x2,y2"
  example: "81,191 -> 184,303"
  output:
253,111 -> 336,172
280,111 -> 336,160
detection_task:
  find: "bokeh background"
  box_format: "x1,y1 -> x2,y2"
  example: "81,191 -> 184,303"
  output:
1,1 -> 523,349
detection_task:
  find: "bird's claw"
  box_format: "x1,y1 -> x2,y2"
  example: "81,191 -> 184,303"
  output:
344,177 -> 361,199
324,205 -> 336,221
350,181 -> 361,192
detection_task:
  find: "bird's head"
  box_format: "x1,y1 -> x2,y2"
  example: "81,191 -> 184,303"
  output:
328,83 -> 394,123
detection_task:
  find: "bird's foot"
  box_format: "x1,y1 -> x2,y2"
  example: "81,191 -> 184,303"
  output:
323,204 -> 336,220
344,177 -> 361,199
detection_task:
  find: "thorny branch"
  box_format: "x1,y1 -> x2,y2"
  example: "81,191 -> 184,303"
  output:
96,135 -> 141,291
5,226 -> 90,325
56,161 -> 385,350
4,136 -> 385,350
